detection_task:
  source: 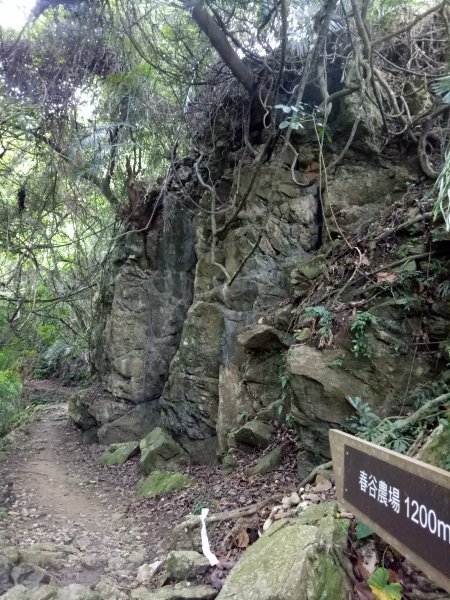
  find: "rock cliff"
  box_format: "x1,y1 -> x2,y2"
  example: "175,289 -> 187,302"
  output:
71,119 -> 449,471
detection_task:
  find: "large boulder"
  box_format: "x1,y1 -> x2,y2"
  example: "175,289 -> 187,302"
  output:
68,387 -> 159,444
139,428 -> 189,474
216,502 -> 350,600
234,421 -> 274,450
68,390 -> 97,430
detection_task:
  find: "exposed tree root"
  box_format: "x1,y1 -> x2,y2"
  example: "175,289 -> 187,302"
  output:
298,461 -> 333,488
373,392 -> 450,447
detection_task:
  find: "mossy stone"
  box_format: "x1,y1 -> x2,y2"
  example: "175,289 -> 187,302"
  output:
246,445 -> 285,476
139,428 -> 189,475
136,471 -> 193,499
216,502 -> 350,600
99,441 -> 139,466
296,255 -> 326,280
234,421 -> 274,449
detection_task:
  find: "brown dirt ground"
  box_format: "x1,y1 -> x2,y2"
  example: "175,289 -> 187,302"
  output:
0,399 -> 299,594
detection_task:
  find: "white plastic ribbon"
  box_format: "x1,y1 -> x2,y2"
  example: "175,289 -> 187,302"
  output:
200,508 -> 219,566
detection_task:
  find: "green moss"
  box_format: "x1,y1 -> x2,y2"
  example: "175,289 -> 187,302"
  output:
99,441 -> 139,466
136,471 -> 193,499
310,552 -> 348,599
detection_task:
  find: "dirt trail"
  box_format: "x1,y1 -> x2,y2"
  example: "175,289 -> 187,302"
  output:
0,393 -> 299,595
0,403 -> 167,590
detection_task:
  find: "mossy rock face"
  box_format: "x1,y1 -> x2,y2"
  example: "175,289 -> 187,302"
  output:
99,441 -> 139,466
415,424 -> 450,470
216,502 -> 350,600
292,255 -> 326,281
136,471 -> 193,499
130,584 -> 217,600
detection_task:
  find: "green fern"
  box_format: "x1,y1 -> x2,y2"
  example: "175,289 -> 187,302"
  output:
431,75 -> 450,104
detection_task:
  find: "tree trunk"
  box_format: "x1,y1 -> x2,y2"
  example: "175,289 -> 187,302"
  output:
185,0 -> 255,94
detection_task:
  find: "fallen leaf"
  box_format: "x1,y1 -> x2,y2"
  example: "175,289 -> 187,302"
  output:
234,529 -> 249,548
355,582 -> 376,600
377,271 -> 397,284
360,254 -> 370,266
355,520 -> 374,540
388,569 -> 400,584
368,567 -> 403,600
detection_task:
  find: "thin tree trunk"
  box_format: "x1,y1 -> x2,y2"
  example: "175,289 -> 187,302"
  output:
185,0 -> 255,94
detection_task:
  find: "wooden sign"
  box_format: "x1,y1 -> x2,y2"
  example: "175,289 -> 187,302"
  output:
329,429 -> 450,594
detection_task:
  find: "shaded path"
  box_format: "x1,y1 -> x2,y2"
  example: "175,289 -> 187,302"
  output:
0,404 -> 166,590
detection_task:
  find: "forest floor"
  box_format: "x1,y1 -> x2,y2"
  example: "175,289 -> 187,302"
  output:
0,389 -> 299,594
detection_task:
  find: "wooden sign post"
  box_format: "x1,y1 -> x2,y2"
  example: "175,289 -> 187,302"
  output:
329,429 -> 450,593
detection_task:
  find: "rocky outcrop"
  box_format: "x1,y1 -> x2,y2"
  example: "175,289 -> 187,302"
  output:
71,204 -> 197,442
159,158 -> 320,460
287,314 -> 433,467
415,424 -> 450,470
85,130 -> 448,471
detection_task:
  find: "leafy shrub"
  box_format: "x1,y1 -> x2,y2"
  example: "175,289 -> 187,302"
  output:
34,340 -> 88,383
345,396 -> 380,436
0,369 -> 24,436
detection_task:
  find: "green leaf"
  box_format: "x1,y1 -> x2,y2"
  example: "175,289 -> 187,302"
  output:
368,567 -> 403,600
279,120 -> 290,129
355,520 -> 374,540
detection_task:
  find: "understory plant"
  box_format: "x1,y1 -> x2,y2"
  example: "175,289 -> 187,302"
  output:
345,395 -> 414,453
350,312 -> 377,358
304,306 -> 333,345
